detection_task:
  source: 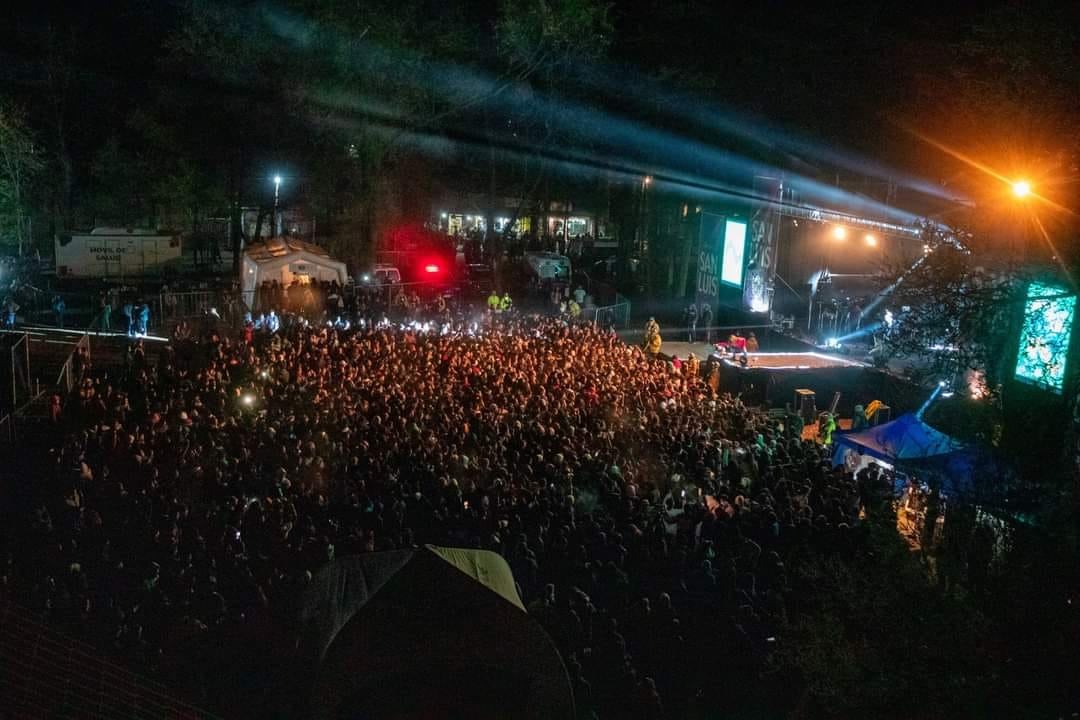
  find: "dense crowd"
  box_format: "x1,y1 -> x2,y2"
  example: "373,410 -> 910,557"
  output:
2,311 -> 893,718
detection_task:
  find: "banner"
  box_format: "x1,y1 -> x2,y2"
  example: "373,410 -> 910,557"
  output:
743,266 -> 768,313
746,177 -> 782,312
696,213 -> 725,314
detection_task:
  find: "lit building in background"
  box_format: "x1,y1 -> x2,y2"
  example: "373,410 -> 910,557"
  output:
431,194 -> 616,253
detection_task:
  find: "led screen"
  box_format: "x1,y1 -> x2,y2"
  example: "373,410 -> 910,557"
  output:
1014,281 -> 1075,393
721,219 -> 747,287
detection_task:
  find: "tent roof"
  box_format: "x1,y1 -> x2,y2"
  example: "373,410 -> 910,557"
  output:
834,413 -> 965,463
299,545 -> 524,663
425,545 -> 523,610
244,237 -> 335,264
297,546 -> 573,720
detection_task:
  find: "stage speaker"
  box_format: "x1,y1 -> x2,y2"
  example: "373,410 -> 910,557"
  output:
794,389 -> 816,423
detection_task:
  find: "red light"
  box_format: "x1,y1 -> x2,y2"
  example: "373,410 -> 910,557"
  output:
424,264 -> 439,274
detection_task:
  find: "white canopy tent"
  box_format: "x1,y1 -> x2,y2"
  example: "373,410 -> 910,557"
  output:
242,238 -> 348,307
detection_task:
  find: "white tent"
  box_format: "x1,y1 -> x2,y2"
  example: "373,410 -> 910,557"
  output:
242,238 -> 348,306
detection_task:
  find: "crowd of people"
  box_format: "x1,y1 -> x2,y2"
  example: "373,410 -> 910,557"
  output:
2,305 -> 894,718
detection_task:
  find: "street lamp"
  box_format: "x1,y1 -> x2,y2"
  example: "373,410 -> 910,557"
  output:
864,233 -> 877,246
636,176 -> 653,258
272,175 -> 283,237
832,225 -> 847,240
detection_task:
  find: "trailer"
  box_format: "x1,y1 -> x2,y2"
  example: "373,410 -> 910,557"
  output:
524,251 -> 571,284
55,227 -> 182,279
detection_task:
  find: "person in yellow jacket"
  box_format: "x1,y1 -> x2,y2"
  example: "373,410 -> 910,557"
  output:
643,317 -> 662,355
487,291 -> 501,312
646,330 -> 662,355
498,293 -> 513,312
568,299 -> 581,319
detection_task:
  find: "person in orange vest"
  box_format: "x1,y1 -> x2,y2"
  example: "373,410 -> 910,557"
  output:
686,352 -> 700,379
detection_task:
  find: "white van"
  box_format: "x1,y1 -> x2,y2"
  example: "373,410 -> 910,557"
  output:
359,263 -> 401,285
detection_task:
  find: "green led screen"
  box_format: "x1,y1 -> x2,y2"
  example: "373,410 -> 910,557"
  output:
1014,281 -> 1075,393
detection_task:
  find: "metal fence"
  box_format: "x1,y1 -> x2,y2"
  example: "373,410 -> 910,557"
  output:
1,332 -> 39,444
55,333 -> 90,395
7,333 -> 31,410
0,412 -> 13,443
250,280 -> 435,312
146,288 -> 259,333
157,289 -> 241,324
591,301 -> 631,329
18,285 -> 97,328
344,280 -> 436,307
0,600 -> 222,719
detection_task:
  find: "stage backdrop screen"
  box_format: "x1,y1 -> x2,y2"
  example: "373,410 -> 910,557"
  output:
721,219 -> 747,287
1014,281 -> 1075,393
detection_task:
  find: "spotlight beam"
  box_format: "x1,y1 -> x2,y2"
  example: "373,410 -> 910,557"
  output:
351,113 -> 924,236
860,254 -> 928,320
254,4 -> 978,249
572,63 -> 961,204
271,6 -> 933,231
835,321 -> 882,344
917,381 -> 949,420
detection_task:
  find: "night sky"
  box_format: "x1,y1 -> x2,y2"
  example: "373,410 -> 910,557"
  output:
2,0 -> 1076,207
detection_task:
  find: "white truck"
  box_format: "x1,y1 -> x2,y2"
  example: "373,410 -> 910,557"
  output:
524,251 -> 571,284
55,227 -> 183,279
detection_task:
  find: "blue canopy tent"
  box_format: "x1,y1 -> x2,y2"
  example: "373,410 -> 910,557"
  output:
832,413 -> 965,465
832,413 -> 977,494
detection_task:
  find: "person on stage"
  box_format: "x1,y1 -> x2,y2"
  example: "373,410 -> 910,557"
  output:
643,317 -> 662,355
728,332 -> 748,362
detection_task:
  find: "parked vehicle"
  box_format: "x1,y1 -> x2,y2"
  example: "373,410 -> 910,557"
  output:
358,263 -> 402,285
463,263 -> 494,297
523,252 -> 571,285
55,227 -> 182,279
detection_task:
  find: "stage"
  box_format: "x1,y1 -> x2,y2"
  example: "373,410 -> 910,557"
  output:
700,350 -> 871,414
718,351 -> 866,370
661,342 -> 866,370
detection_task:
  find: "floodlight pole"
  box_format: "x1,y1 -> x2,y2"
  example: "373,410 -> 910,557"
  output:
273,175 -> 282,237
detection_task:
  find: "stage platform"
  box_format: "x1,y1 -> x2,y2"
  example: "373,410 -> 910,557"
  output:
660,342 -> 865,370
661,341 -> 725,360
707,350 -> 870,415
719,351 -> 867,370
